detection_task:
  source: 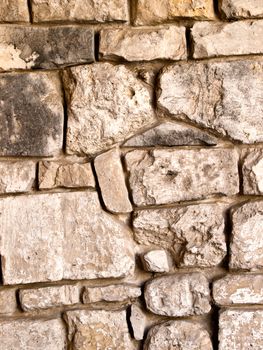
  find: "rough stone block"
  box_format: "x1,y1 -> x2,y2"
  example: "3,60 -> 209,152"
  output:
0,0 -> 29,22
242,149 -> 263,195
0,289 -> 17,314
219,0 -> 263,19
142,250 -> 170,273
130,305 -> 146,341
82,284 -> 141,303
0,161 -> 35,193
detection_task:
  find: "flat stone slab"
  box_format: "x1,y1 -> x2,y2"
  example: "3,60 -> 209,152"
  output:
0,0 -> 29,22
219,0 -> 263,19
0,161 -> 35,193
82,284 -> 141,303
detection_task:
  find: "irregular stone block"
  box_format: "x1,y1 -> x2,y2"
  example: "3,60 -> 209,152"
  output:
242,149 -> 263,195
123,122 -> 218,147
192,20 -> 263,58
144,273 -> 211,317
19,285 -> 80,311
0,26 -> 94,71
130,305 -> 146,341
135,0 -> 215,25
0,289 -> 17,314
158,60 -> 263,143
213,274 -> 263,305
64,309 -> 136,350
39,161 -> 95,190
0,72 -> 63,156
64,63 -> 155,156
0,161 -> 35,193
0,191 -> 135,284
230,201 -> 263,270
31,0 -> 129,23
0,0 -> 29,22
142,250 -> 170,273
100,26 -> 186,61
219,0 -> 263,19
126,149 -> 239,206
219,310 -> 263,350
0,318 -> 66,350
82,284 -> 141,303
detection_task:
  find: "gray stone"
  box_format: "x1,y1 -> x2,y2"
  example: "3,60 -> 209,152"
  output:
0,72 -> 63,156
0,191 -> 135,285
82,284 -> 141,303
0,0 -> 29,22
219,0 -> 263,19
144,273 -> 211,317
0,161 -> 35,193
142,250 -> 170,272
242,149 -> 263,195
0,289 -> 17,314
158,60 -> 263,143
130,305 -> 146,341
0,26 -> 94,70
125,149 -> 239,206
64,63 -> 156,157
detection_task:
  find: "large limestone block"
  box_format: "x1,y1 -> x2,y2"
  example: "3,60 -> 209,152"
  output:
242,149 -> 263,195
82,284 -> 141,303
133,203 -> 227,267
125,149 -> 239,205
0,26 -> 94,70
0,0 -> 29,22
0,72 -> 63,156
0,161 -> 35,193
144,274 -> 211,317
219,0 -> 263,19
0,191 -> 135,285
100,26 -> 187,61
158,60 -> 263,143
0,318 -> 67,350
64,63 -> 155,156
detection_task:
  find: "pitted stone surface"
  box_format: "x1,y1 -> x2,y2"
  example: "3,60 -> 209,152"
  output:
158,60 -> 263,143
0,191 -> 135,284
242,149 -> 263,195
64,63 -> 155,156
0,0 -> 29,22
142,250 -> 170,273
219,0 -> 263,18
0,72 -> 63,156
82,284 -> 141,303
0,161 -> 35,193
144,273 -> 211,317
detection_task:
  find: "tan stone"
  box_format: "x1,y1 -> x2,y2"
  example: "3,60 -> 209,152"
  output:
64,63 -> 155,157
219,0 -> 263,19
82,284 -> 141,303
242,149 -> 263,195
0,161 -> 35,193
130,305 -> 146,341
125,149 -> 239,206
0,288 -> 17,314
142,250 -> 170,272
144,273 -> 211,317
39,161 -> 95,190
100,26 -> 186,61
0,0 -> 29,22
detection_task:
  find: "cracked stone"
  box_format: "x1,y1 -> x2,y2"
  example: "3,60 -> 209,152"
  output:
0,0 -> 29,22
242,149 -> 263,195
82,284 -> 141,303
0,161 -> 35,193
219,0 -> 263,19
141,250 -> 170,273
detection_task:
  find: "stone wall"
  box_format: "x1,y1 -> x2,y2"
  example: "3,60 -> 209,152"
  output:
0,0 -> 263,349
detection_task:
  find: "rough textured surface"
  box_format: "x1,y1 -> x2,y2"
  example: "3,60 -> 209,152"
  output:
0,72 -> 63,156
83,284 -> 141,303
158,60 -> 263,143
31,0 -> 129,23
144,320 -> 213,350
0,289 -> 17,314
0,191 -> 135,284
0,318 -> 67,350
100,26 -> 186,61
219,0 -> 263,18
0,161 -> 35,193
126,149 -> 239,205
213,274 -> 263,305
142,250 -> 170,272
0,26 -> 94,70
192,20 -> 263,58
64,309 -> 136,350
242,149 -> 263,195
144,273 -> 211,316
64,63 -> 155,156
230,201 -> 263,270
130,305 -> 146,341
94,148 -> 132,213
0,0 -> 29,22
39,161 -> 95,190
219,310 -> 263,350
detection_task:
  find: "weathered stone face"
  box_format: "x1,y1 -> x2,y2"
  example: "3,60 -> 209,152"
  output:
0,72 -> 63,156
142,250 -> 170,273
0,0 -> 29,22
144,273 -> 211,317
0,161 -> 35,193
125,149 -> 239,206
0,289 -> 17,314
158,60 -> 263,143
219,0 -> 263,18
242,149 -> 263,195
64,63 -> 156,156
130,305 -> 146,341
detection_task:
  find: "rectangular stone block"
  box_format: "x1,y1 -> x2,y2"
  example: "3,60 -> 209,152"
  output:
0,26 -> 94,70
0,0 -> 29,22
125,149 -> 239,206
219,0 -> 263,19
0,288 -> 17,314
0,161 -> 35,193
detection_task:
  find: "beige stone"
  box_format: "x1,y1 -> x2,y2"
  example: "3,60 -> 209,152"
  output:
100,26 -> 186,61
130,305 -> 146,341
142,250 -> 170,272
94,148 -> 132,213
125,149 -> 239,206
158,60 -> 263,143
0,191 -> 135,285
144,273 -> 211,317
0,288 -> 17,314
39,161 -> 95,190
64,309 -> 136,350
219,0 -> 263,18
0,161 -> 35,193
64,63 -> 155,157
230,201 -> 263,270
0,0 -> 29,22
242,149 -> 263,195
219,310 -> 263,350
144,320 -> 213,350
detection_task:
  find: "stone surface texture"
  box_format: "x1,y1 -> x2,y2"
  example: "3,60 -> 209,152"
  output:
142,250 -> 170,272
219,0 -> 263,18
0,289 -> 17,314
0,161 -> 35,193
242,149 -> 263,195
130,305 -> 146,341
0,0 -> 29,22
82,284 -> 141,303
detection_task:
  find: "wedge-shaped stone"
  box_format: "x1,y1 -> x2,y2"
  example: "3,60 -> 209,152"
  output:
126,149 -> 239,206
219,0 -> 263,19
158,60 -> 263,143
31,0 -> 129,23
144,320 -> 213,350
82,284 -> 141,303
230,201 -> 263,270
0,0 -> 29,22
192,20 -> 263,58
64,63 -> 155,156
0,26 -> 94,71
0,72 -> 63,156
144,273 -> 211,316
242,149 -> 263,195
64,309 -> 136,350
0,318 -> 66,350
0,191 -> 135,285
100,26 -> 186,61
0,161 -> 35,193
